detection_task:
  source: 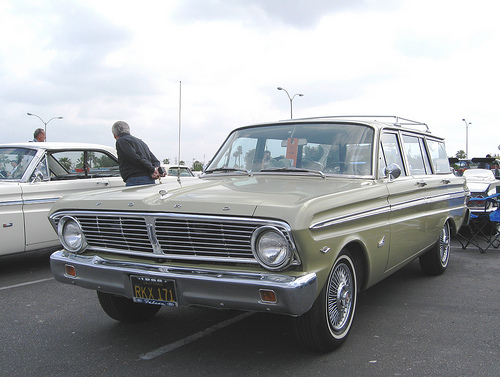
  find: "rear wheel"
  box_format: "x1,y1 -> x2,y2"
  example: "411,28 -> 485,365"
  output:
97,291 -> 161,322
293,252 -> 358,352
419,221 -> 451,276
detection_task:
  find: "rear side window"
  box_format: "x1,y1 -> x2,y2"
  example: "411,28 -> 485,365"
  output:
427,139 -> 450,174
402,135 -> 431,175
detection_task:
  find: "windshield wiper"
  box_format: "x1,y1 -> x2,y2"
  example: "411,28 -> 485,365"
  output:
260,167 -> 326,179
204,167 -> 252,176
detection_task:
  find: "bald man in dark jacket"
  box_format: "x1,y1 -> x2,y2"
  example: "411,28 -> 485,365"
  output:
111,121 -> 164,186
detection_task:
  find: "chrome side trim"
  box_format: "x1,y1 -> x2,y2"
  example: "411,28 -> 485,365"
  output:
0,197 -> 60,207
310,205 -> 390,230
23,197 -> 60,205
0,200 -> 24,207
310,191 -> 467,230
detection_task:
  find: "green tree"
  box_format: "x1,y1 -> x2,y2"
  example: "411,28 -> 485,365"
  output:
233,146 -> 243,168
58,157 -> 73,171
163,158 -> 170,164
192,160 -> 203,171
455,150 -> 466,159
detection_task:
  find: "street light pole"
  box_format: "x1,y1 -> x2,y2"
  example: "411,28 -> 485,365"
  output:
462,118 -> 471,159
277,87 -> 304,119
27,113 -> 63,141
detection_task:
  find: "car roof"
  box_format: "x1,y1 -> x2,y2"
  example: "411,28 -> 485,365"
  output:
0,142 -> 117,154
233,115 -> 441,139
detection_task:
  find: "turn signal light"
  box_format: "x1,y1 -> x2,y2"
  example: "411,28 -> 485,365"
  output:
65,264 -> 76,277
259,289 -> 277,303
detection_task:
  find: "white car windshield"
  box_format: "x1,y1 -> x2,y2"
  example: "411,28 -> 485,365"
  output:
205,123 -> 374,176
0,147 -> 37,180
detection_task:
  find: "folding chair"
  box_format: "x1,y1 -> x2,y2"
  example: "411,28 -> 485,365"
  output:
457,193 -> 500,253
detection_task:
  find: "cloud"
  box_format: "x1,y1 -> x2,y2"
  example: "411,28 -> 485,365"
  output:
172,0 -> 398,29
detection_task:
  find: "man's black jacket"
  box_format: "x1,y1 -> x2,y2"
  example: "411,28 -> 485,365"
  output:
115,133 -> 160,182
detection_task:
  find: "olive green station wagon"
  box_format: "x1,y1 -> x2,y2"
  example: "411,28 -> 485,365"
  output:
49,116 -> 468,352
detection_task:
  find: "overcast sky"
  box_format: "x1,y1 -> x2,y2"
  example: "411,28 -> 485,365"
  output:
1,0 -> 499,164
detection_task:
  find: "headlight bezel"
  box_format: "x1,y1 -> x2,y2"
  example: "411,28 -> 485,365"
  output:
251,226 -> 294,271
57,216 -> 87,253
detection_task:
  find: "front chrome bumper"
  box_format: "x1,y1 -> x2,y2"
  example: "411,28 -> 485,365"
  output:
50,250 -> 318,316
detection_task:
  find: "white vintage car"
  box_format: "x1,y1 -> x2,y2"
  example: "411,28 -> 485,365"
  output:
463,168 -> 500,214
0,142 -> 125,257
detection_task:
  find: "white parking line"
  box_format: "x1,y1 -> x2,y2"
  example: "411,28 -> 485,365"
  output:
0,277 -> 54,291
139,311 -> 254,360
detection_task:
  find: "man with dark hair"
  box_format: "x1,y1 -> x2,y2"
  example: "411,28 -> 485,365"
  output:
111,121 -> 164,186
32,128 -> 46,142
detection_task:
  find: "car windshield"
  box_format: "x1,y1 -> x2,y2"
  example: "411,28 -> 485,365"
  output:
206,123 -> 374,176
0,147 -> 37,180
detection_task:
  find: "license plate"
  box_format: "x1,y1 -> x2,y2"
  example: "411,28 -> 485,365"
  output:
131,276 -> 178,307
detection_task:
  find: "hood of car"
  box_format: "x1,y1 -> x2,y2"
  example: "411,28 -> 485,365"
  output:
51,175 -> 381,226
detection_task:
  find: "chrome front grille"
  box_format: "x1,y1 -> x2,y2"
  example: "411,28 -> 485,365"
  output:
51,211 -> 294,265
154,217 -> 254,258
78,215 -> 153,253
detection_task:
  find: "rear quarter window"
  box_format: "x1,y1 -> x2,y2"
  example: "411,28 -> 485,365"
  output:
426,139 -> 451,174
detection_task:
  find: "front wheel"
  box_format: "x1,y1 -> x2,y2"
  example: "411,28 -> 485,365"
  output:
97,291 -> 161,323
419,221 -> 451,276
293,252 -> 358,352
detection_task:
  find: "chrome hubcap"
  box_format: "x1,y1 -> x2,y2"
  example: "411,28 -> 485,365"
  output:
440,225 -> 450,265
328,263 -> 353,331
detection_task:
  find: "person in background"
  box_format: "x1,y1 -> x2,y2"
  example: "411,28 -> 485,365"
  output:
32,128 -> 46,142
111,121 -> 165,186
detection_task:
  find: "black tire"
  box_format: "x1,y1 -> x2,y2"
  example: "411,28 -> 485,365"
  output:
97,291 -> 161,323
419,221 -> 451,276
293,252 -> 358,352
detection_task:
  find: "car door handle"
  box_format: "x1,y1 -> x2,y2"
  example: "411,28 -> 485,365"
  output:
441,179 -> 451,184
416,180 -> 427,187
97,181 -> 110,186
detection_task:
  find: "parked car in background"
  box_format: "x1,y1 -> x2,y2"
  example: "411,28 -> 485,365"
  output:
463,168 -> 500,214
450,157 -> 500,178
49,116 -> 468,352
0,142 -> 125,257
160,164 -> 195,177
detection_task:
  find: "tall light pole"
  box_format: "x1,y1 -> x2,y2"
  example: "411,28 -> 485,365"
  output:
462,118 -> 471,159
27,113 -> 63,141
277,87 -> 303,119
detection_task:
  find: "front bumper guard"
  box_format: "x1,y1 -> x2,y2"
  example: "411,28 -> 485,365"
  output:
50,250 -> 318,316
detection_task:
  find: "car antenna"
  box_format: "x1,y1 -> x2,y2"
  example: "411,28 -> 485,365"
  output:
177,80 -> 182,184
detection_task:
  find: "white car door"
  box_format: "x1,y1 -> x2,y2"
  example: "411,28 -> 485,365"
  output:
20,149 -> 124,249
0,184 -> 25,256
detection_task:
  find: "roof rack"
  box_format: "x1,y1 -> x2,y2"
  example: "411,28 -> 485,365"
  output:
290,115 -> 430,132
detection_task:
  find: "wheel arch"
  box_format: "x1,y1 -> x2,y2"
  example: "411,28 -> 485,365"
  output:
342,241 -> 368,291
446,215 -> 460,236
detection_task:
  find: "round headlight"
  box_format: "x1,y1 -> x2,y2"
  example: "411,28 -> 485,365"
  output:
57,216 -> 87,253
252,226 -> 292,270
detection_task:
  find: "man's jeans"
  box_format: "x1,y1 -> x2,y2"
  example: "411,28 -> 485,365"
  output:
126,176 -> 155,186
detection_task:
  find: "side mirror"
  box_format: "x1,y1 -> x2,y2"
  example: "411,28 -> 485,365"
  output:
385,163 -> 402,180
30,171 -> 44,184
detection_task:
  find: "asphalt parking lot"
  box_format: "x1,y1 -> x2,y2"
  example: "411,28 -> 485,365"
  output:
0,238 -> 498,377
